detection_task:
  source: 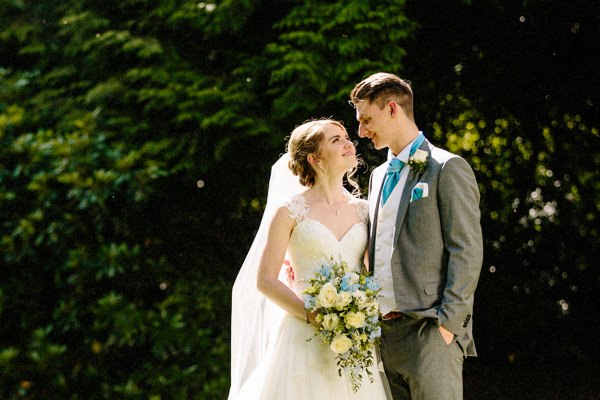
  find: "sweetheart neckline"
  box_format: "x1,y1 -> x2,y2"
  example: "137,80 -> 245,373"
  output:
298,217 -> 366,242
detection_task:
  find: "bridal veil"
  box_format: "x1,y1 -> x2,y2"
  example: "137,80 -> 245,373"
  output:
228,154 -> 306,399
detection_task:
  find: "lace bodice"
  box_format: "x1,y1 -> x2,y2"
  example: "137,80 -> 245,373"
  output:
283,195 -> 369,294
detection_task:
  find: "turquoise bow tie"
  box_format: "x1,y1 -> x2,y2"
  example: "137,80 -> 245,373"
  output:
381,134 -> 426,205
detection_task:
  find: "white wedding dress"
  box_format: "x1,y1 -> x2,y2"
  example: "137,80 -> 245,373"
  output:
235,194 -> 390,400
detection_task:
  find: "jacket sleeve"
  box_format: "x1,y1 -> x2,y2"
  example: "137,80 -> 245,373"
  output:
435,156 -> 483,336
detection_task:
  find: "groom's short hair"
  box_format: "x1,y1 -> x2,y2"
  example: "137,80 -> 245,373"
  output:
350,72 -> 414,119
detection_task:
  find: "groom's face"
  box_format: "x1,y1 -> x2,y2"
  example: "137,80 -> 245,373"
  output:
355,100 -> 394,150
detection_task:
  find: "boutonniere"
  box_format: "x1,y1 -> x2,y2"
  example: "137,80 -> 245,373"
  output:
408,149 -> 428,174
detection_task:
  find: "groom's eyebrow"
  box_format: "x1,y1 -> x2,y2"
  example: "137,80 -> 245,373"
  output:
357,111 -> 369,122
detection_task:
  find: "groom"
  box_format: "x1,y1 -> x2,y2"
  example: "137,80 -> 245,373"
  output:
349,72 -> 483,400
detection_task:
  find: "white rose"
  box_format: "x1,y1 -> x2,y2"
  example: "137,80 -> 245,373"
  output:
411,149 -> 428,163
330,334 -> 353,354
335,291 -> 353,310
345,311 -> 366,328
318,283 -> 339,308
322,313 -> 341,331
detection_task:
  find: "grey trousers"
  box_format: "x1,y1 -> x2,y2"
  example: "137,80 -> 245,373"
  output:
380,317 -> 464,400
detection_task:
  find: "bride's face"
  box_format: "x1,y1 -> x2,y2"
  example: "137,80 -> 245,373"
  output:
315,124 -> 357,173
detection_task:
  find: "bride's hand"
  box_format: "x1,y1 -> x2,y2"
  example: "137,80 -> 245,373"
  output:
305,310 -> 320,327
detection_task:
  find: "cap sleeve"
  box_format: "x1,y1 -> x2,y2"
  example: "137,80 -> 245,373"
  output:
354,198 -> 369,225
283,194 -> 309,223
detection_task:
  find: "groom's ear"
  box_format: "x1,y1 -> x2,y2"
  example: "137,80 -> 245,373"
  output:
388,101 -> 399,117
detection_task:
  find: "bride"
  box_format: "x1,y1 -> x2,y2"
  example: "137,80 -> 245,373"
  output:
228,119 -> 391,399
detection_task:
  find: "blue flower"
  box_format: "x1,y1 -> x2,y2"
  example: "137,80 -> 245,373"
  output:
340,276 -> 350,291
340,273 -> 360,292
365,277 -> 380,291
303,295 -> 316,309
369,327 -> 381,340
319,265 -> 332,280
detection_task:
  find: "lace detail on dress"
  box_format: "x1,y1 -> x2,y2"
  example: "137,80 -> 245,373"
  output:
353,199 -> 369,225
284,195 -> 309,223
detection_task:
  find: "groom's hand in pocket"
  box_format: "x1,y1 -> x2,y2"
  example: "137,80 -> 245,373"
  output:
439,325 -> 455,345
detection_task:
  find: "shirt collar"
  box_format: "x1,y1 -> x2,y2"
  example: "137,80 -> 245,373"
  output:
386,131 -> 424,163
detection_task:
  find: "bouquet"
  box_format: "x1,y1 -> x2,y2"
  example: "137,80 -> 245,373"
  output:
302,256 -> 382,392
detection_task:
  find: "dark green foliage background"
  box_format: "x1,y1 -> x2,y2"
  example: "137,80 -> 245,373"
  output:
0,0 -> 598,398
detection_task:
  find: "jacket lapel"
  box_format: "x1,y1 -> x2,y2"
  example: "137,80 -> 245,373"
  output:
368,166 -> 386,269
393,169 -> 418,245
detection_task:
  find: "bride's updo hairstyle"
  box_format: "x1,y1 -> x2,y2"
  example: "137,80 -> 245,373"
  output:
286,119 -> 361,194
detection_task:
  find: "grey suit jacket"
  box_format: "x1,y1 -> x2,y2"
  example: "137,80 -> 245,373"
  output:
368,138 -> 483,357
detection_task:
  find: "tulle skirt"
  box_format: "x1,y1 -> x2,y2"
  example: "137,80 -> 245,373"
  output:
236,314 -> 389,400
